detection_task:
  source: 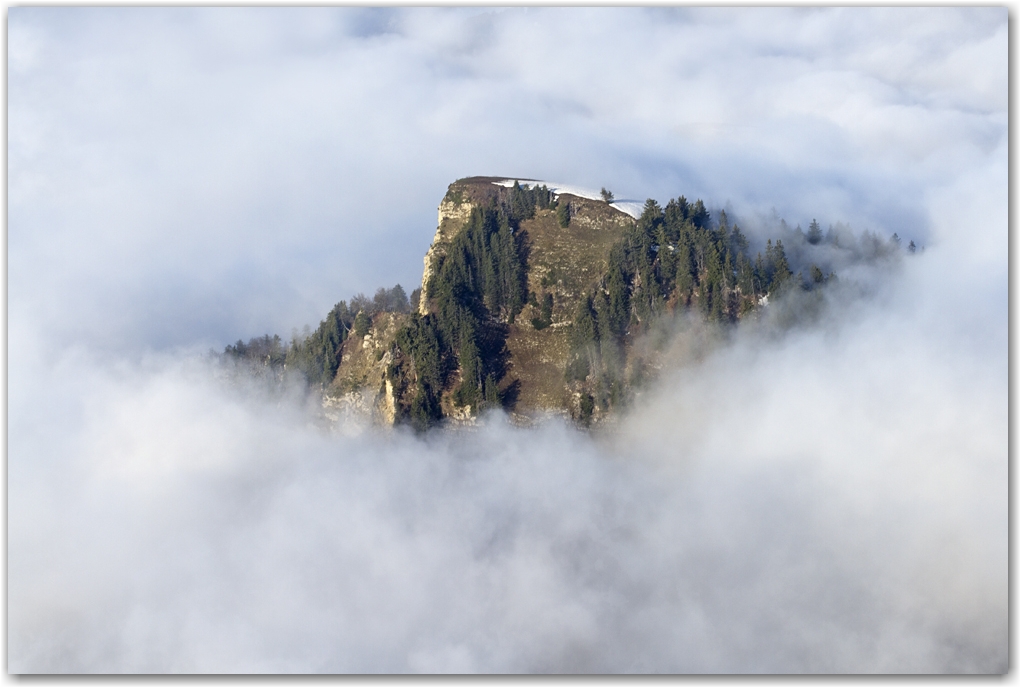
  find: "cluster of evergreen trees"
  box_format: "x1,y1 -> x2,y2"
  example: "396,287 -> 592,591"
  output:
562,197 -> 880,416
220,180 -> 540,429
223,334 -> 287,367
778,217 -> 906,264
221,284 -> 413,386
355,284 -> 412,316
283,284 -> 415,386
565,197 -> 778,393
223,179 -> 915,431
283,301 -> 353,387
388,314 -> 446,430
391,181 -> 547,429
530,292 -> 554,330
285,286 -> 414,385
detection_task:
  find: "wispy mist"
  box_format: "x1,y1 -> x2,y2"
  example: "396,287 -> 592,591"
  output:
8,7 -> 1006,674
10,250 -> 1005,672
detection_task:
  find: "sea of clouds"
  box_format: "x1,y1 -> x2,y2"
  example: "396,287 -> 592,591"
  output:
8,7 -> 1007,673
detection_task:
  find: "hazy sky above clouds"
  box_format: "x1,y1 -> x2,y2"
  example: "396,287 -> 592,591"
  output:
7,7 -> 1008,674
8,6 -> 1006,352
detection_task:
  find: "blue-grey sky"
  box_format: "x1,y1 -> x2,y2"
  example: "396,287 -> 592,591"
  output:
9,7 -> 1006,353
8,7 -> 1007,673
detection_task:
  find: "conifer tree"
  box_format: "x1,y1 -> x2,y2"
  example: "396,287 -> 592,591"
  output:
354,311 -> 371,337
730,223 -> 749,256
662,246 -> 679,300
771,240 -> 792,286
807,219 -> 823,245
717,210 -> 730,247
566,295 -> 600,382
737,252 -> 754,296
754,252 -> 767,294
557,201 -> 571,228
710,282 -> 724,321
638,199 -> 663,235
603,253 -> 630,340
483,374 -> 500,409
689,199 -> 710,229
674,238 -> 695,304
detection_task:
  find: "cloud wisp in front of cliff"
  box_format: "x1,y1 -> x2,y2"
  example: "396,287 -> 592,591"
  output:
9,234 -> 1005,672
7,7 -> 1006,674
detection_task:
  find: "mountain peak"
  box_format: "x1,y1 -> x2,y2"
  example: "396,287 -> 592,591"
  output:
225,176 -> 905,431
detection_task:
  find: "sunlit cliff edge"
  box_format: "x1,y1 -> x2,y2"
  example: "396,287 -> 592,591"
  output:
225,175 -> 905,431
327,176 -> 638,427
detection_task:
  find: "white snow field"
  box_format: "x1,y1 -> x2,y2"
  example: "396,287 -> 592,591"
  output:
493,179 -> 645,219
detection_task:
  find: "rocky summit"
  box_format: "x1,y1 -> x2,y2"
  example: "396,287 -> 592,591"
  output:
226,175 -> 898,430
324,176 -> 638,428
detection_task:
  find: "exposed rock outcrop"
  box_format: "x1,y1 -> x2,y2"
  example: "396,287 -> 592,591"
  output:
328,176 -> 636,428
325,311 -> 408,425
418,196 -> 476,314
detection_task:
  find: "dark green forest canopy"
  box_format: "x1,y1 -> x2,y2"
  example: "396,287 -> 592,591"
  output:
223,181 -> 909,428
223,284 -> 411,385
404,181 -> 549,427
561,197 -> 904,417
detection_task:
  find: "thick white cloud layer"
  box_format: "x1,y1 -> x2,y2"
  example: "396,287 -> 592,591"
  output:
8,7 -> 1007,673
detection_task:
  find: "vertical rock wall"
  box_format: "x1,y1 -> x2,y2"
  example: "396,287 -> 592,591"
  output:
418,198 -> 475,314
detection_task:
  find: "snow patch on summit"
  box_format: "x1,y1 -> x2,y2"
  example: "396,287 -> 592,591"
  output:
493,179 -> 644,219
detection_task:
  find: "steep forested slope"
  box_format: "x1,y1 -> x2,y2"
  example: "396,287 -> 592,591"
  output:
222,176 -> 908,429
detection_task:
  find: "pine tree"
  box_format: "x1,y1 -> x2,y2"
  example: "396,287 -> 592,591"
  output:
390,284 -> 409,312
579,393 -> 595,425
729,223 -> 749,257
454,335 -> 481,408
638,199 -> 663,236
509,180 -> 534,222
771,240 -> 792,286
395,314 -> 446,431
557,201 -> 571,228
689,199 -> 710,229
656,227 -> 676,293
736,252 -> 754,296
604,253 -> 630,340
354,311 -> 371,337
483,374 -> 500,409
674,238 -> 695,304
754,252 -> 767,293
807,219 -> 823,245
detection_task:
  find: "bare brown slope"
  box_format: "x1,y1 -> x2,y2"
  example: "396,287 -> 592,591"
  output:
330,178 -> 636,425
503,194 -> 635,420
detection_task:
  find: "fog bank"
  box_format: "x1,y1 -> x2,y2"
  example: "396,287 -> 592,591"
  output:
8,6 -> 1006,674
9,239 -> 1006,672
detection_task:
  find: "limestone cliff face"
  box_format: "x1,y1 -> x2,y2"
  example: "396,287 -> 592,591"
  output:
418,197 -> 476,315
415,177 -> 637,424
325,311 -> 408,425
327,176 -> 636,428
